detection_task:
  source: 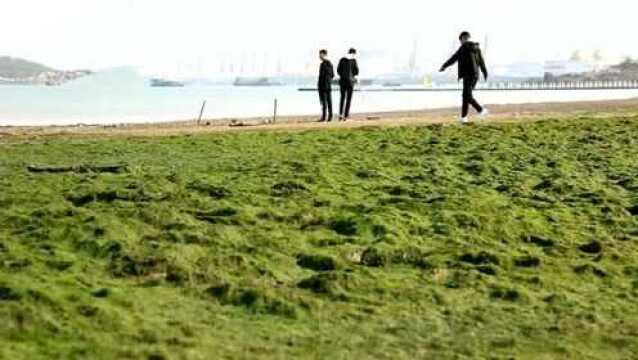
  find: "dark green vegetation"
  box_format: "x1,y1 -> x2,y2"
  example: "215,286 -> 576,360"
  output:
0,56 -> 54,79
549,57 -> 638,82
2,115 -> 638,359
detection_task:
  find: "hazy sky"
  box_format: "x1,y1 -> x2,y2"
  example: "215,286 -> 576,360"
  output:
3,0 -> 637,76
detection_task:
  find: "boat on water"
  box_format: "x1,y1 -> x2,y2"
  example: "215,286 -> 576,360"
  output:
150,78 -> 185,87
233,77 -> 285,87
330,78 -> 374,87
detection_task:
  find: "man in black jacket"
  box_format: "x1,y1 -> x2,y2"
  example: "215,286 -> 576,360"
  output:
317,49 -> 335,122
337,48 -> 359,121
440,31 -> 489,123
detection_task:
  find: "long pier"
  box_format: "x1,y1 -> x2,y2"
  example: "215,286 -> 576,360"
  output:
299,80 -> 638,92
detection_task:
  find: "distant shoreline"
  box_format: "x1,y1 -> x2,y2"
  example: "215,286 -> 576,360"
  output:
1,97 -> 637,139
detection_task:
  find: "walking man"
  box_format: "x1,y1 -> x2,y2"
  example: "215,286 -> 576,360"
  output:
317,49 -> 335,122
440,31 -> 489,123
337,48 -> 359,121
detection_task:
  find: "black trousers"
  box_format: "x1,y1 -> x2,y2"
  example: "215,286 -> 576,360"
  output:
339,83 -> 354,118
462,76 -> 483,117
318,88 -> 333,121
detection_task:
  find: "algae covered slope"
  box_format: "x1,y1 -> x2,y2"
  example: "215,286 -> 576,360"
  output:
1,115 -> 638,359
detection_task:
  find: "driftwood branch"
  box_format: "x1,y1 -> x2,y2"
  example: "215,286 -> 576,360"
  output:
27,164 -> 127,174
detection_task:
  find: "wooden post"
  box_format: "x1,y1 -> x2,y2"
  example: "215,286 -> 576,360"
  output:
273,98 -> 278,124
197,100 -> 207,126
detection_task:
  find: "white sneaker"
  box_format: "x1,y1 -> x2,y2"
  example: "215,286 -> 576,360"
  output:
458,116 -> 469,124
479,108 -> 489,118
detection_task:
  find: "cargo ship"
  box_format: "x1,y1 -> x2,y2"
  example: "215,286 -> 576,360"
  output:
233,77 -> 285,87
150,78 -> 185,87
331,78 -> 374,87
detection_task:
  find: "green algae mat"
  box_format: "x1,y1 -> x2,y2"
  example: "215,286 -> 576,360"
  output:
1,115 -> 638,359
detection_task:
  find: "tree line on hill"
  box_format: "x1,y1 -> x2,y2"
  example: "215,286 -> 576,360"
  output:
546,58 -> 638,82
0,56 -> 92,85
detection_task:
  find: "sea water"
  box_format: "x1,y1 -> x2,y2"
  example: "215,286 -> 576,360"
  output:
1,68 -> 637,126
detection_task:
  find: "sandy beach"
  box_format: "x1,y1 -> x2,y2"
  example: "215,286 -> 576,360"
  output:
1,97 -> 637,139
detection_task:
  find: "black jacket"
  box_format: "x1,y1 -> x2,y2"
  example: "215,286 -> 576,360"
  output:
337,57 -> 359,86
318,60 -> 335,90
442,42 -> 488,80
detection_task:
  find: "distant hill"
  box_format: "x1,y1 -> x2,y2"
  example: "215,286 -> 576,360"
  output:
609,58 -> 638,75
0,56 -> 55,79
548,58 -> 638,82
0,56 -> 92,86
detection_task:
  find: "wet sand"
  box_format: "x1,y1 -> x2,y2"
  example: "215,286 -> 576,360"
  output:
1,98 -> 637,139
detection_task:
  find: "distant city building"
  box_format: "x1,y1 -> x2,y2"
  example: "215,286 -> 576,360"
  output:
544,50 -> 608,77
494,62 -> 545,78
544,60 -> 597,76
